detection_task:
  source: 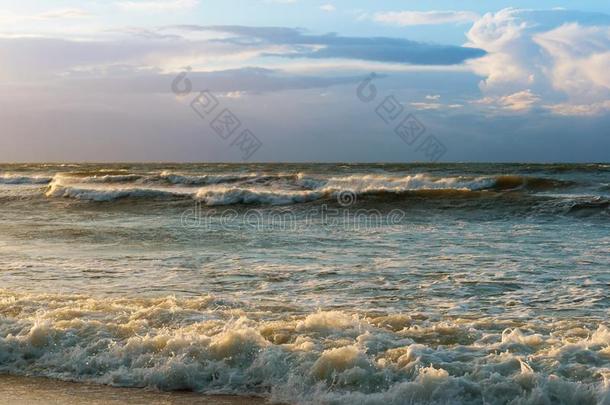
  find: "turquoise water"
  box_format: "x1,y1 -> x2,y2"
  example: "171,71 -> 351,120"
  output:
0,163 -> 609,404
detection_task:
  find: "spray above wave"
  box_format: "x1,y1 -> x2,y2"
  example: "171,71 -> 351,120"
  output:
1,290 -> 609,404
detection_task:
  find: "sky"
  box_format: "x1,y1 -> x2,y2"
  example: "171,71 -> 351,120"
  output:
1,0 -> 610,162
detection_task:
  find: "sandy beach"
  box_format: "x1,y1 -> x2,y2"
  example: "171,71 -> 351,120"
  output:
0,375 -> 267,405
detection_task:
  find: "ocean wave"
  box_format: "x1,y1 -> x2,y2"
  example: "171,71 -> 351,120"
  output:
321,173 -> 495,193
158,171 -> 261,186
195,187 -> 322,206
0,174 -> 53,185
157,171 -> 303,186
45,181 -> 189,202
61,174 -> 144,184
193,174 -> 513,206
1,290 -> 609,404
567,197 -> 610,215
193,174 -> 495,206
33,171 -> 606,210
490,175 -> 575,191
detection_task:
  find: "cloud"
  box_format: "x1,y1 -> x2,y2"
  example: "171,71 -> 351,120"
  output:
83,66 -> 363,94
545,101 -> 610,116
320,4 -> 336,13
0,23 -> 481,88
35,9 -> 92,20
0,31 -> 300,81
534,24 -> 610,99
474,89 -> 541,111
411,96 -> 463,110
410,92 -> 466,111
0,33 -> 365,95
374,10 -> 479,26
173,25 -> 486,65
0,8 -> 91,24
219,91 -> 246,98
466,8 -> 610,115
410,102 -> 442,110
1,7 -> 609,162
116,0 -> 199,12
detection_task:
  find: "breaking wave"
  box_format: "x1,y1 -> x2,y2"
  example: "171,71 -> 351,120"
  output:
0,168 -> 602,214
1,290 -> 609,404
45,179 -> 189,202
195,188 -> 321,206
64,174 -> 144,183
0,174 -> 53,185
158,171 -> 260,185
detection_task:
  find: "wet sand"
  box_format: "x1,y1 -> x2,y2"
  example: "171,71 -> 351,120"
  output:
0,375 -> 268,405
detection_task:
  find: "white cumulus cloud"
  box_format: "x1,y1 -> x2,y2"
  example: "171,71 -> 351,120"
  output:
466,8 -> 610,115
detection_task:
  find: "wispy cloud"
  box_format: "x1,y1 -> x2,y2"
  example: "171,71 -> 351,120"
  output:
320,4 -> 336,13
35,9 -> 92,20
374,10 -> 479,26
474,90 -> 541,112
116,0 -> 199,12
410,102 -> 442,110
546,101 -> 610,116
0,8 -> 91,24
411,96 -> 463,111
171,25 -> 486,65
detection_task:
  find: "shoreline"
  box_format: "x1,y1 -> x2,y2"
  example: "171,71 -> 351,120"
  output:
0,374 -> 269,405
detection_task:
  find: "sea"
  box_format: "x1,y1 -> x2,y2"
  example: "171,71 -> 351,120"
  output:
0,163 -> 609,404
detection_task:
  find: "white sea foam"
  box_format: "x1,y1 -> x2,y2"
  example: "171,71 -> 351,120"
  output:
1,290 -> 609,404
195,187 -> 322,205
320,173 -> 495,194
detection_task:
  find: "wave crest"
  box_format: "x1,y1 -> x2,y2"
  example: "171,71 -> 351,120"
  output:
0,174 -> 52,185
45,178 -> 187,202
